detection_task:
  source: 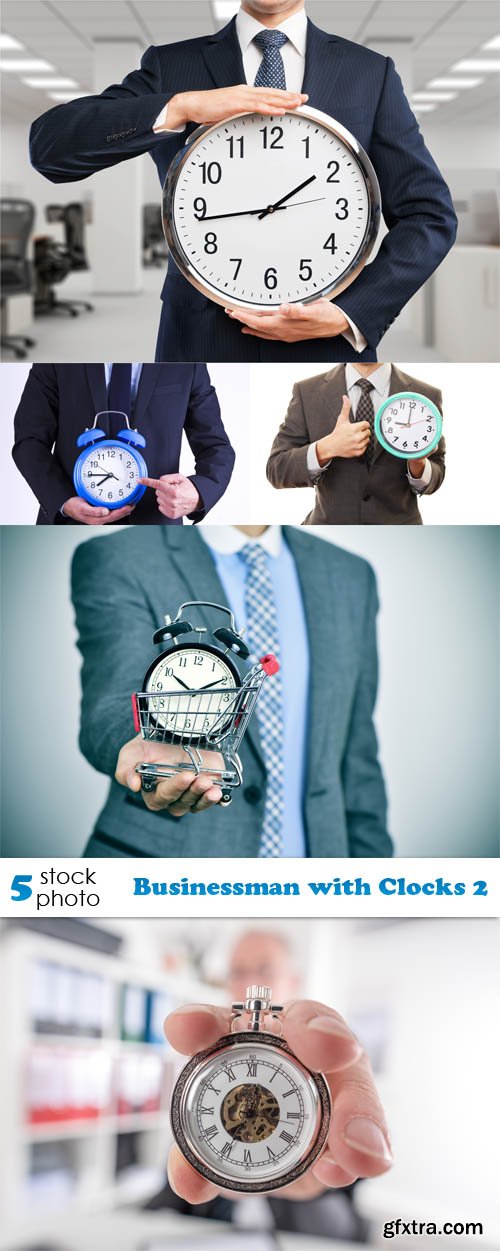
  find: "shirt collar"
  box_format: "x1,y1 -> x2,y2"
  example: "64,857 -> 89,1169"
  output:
199,525 -> 282,558
345,362 -> 392,398
236,7 -> 308,56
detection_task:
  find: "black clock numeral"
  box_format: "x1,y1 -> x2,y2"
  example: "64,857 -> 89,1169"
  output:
230,257 -> 242,281
226,135 -> 244,158
246,1059 -> 257,1077
280,1130 -> 294,1145
204,232 -> 218,254
267,1146 -> 277,1161
193,196 -> 207,220
286,1111 -> 300,1120
200,161 -> 222,184
243,1148 -> 252,1165
200,1106 -> 214,1115
335,198 -> 349,220
264,267 -> 278,290
194,655 -> 204,666
205,1124 -> 218,1140
326,160 -> 340,183
223,1065 -> 236,1081
119,489 -> 124,498
260,124 -> 284,150
323,233 -> 337,254
299,258 -> 312,281
302,136 -> 310,158
221,1141 -> 234,1158
178,657 -> 188,668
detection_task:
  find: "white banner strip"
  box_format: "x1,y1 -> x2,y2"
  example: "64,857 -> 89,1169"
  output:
0,858 -> 498,918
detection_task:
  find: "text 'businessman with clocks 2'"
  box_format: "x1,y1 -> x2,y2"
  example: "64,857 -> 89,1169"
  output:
29,1 -> 457,364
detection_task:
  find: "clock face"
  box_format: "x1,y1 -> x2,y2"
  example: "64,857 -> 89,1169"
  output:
164,106 -> 380,310
143,643 -> 240,740
375,392 -> 443,460
76,441 -> 146,507
172,1034 -> 329,1192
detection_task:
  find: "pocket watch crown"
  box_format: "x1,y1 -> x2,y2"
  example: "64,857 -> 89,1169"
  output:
247,985 -> 272,1004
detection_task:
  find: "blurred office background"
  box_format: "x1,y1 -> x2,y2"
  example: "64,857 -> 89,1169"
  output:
1,0 -> 499,363
0,525 -> 498,858
0,917 -> 498,1251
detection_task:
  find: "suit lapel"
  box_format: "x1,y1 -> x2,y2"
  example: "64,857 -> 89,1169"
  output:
160,529 -> 263,765
134,364 -> 159,426
283,527 -> 332,791
85,365 -> 107,422
322,366 -> 346,429
201,17 -> 245,89
302,22 -> 344,111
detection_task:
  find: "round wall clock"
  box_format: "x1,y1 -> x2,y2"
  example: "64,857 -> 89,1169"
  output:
73,410 -> 147,508
374,392 -> 443,460
170,986 -> 331,1193
162,105 -> 381,310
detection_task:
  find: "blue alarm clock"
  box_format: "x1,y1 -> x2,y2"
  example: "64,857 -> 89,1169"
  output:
374,392 -> 443,460
73,410 -> 148,509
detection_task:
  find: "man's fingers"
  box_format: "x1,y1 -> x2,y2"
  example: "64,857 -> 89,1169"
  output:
312,1154 -> 359,1189
142,770 -> 197,811
101,505 -> 135,523
168,774 -> 223,817
328,1061 -> 393,1178
138,476 -> 160,489
164,1003 -> 231,1054
168,1144 -> 219,1204
283,1000 -> 362,1073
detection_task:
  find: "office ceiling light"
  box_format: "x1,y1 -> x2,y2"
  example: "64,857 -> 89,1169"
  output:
482,35 -> 500,51
428,78 -> 483,90
23,77 -> 78,88
0,58 -> 56,72
47,91 -> 82,101
412,92 -> 457,102
212,2 -> 240,18
451,59 -> 500,72
0,34 -> 25,50
412,104 -> 436,113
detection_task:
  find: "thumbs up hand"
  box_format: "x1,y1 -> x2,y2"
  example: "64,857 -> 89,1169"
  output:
315,395 -> 371,467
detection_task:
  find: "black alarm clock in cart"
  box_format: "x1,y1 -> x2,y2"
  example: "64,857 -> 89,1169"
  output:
131,601 -> 279,804
73,410 -> 148,509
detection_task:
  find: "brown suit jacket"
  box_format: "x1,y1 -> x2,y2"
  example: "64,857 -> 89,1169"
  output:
266,366 -> 446,525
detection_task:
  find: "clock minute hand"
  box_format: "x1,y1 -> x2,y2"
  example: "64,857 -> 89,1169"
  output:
257,174 -> 317,221
200,197 -> 325,223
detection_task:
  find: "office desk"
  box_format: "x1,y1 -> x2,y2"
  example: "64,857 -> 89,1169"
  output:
1,1208 -> 369,1251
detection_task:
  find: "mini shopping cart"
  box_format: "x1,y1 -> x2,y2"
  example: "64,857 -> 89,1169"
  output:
131,602 -> 279,805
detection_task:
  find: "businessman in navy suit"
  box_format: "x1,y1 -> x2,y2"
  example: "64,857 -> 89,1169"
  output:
12,363 -> 235,524
30,0 -> 457,364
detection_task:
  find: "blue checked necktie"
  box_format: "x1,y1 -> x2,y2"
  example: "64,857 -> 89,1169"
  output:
355,377 -> 376,464
107,363 -> 132,417
253,29 -> 288,90
239,543 -> 284,857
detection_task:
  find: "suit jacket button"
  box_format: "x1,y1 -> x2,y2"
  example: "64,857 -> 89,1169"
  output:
363,490 -> 371,502
244,784 -> 262,805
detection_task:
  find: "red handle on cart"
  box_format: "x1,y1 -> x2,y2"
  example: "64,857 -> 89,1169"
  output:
131,692 -> 141,733
260,653 -> 280,676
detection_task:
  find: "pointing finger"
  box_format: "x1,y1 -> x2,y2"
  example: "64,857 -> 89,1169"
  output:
138,476 -> 160,488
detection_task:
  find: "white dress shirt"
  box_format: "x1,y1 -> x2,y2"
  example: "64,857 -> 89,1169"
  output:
153,7 -> 364,351
307,362 -> 433,490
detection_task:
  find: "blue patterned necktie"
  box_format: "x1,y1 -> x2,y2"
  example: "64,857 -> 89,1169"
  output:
253,29 -> 288,91
239,543 -> 284,857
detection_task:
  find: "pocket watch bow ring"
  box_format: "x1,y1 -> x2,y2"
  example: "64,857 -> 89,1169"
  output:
131,601 -> 279,805
170,986 -> 331,1193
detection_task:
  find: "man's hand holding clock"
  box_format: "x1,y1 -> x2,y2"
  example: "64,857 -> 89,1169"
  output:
227,300 -> 350,343
165,997 -> 392,1202
161,85 -> 308,130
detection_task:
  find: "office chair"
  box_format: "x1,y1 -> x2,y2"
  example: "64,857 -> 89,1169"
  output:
34,202 -> 94,316
0,198 -> 36,359
143,203 -> 168,267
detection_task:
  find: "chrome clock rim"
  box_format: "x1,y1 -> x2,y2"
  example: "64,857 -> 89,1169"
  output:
170,1030 -> 331,1193
162,105 -> 381,312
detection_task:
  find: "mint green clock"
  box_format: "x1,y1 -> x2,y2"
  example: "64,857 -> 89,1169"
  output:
374,392 -> 443,460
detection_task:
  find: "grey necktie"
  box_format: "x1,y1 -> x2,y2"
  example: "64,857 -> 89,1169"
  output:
355,378 -> 376,464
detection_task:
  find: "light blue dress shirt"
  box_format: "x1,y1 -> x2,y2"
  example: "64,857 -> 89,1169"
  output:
104,363 -> 142,412
200,528 -> 310,857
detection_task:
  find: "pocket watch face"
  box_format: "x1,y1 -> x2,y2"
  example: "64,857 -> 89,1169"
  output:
144,643 -> 240,740
172,1034 -> 329,1192
164,106 -> 380,310
376,393 -> 442,460
78,442 -> 142,505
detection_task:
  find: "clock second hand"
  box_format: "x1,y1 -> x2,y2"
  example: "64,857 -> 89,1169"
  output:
201,196 -> 325,223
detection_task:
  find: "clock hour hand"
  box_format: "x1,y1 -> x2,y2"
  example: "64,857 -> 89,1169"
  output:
257,174 -> 317,220
169,674 -> 192,692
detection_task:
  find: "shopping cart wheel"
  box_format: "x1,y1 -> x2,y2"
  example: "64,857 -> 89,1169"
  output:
219,788 -> 233,806
141,776 -> 157,793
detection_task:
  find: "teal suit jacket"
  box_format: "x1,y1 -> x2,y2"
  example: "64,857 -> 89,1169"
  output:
71,527 -> 391,857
